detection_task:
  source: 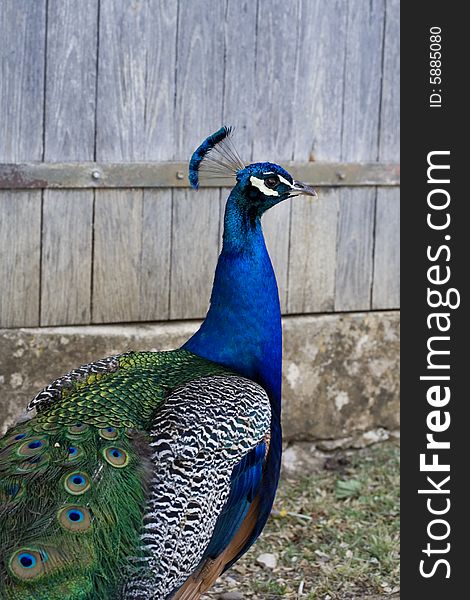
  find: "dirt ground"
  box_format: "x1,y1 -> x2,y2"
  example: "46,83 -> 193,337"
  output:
202,442 -> 400,600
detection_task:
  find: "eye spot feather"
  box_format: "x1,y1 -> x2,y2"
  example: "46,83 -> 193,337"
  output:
103,446 -> 129,468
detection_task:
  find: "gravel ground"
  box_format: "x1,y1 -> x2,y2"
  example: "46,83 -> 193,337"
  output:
201,442 -> 400,600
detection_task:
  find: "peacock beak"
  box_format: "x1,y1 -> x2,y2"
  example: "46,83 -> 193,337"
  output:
291,180 -> 318,197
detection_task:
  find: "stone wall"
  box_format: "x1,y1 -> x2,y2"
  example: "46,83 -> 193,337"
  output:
0,312 -> 399,443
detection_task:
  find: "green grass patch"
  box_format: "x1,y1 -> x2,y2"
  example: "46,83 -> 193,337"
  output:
207,442 -> 400,600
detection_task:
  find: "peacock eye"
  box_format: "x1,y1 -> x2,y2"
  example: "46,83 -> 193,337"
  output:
264,176 -> 279,189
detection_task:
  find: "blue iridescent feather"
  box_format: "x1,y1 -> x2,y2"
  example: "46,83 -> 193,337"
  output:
203,442 -> 266,559
188,126 -> 245,189
188,126 -> 232,189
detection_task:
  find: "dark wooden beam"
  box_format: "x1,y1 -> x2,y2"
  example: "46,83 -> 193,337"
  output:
0,161 -> 400,190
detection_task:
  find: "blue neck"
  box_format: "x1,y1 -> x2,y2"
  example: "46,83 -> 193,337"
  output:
182,190 -> 282,416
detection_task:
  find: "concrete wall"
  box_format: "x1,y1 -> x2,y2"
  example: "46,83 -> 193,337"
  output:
0,312 -> 399,443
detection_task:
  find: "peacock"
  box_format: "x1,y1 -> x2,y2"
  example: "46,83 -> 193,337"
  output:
0,127 -> 316,599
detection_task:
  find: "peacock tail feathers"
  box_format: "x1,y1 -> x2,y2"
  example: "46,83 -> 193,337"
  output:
0,349 -> 237,599
0,419 -> 148,600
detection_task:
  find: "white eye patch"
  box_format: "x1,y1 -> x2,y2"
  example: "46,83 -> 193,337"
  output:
278,174 -> 294,187
249,174 -> 294,197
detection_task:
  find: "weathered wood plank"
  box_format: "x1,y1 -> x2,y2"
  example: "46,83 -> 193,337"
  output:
0,161 -> 400,189
96,0 -> 177,160
287,0 -> 346,314
41,0 -> 98,326
0,0 -> 46,161
341,0 -> 386,162
171,0 -> 225,319
334,188 -> 376,312
262,201 -> 291,313
96,0 -> 147,161
373,0 -> 400,309
93,0 -> 141,321
170,189 -> 220,319
252,0 -> 302,312
372,187 -> 399,309
174,0 -> 225,159
379,0 -> 400,161
41,191 -> 93,325
44,0 -> 98,161
0,1 -> 45,327
335,0 -> 386,312
95,190 -> 172,324
0,193 -> 41,327
252,0 -> 300,162
288,189 -> 339,313
93,190 -> 143,323
94,0 -> 174,323
222,0 -> 257,160
145,0 -> 178,160
293,0 -> 347,162
140,190 -> 172,321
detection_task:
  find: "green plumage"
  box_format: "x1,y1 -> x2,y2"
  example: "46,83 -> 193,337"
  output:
0,350 -> 233,599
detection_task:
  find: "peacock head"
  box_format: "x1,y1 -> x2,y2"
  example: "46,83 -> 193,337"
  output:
233,161 -> 316,216
188,127 -> 316,217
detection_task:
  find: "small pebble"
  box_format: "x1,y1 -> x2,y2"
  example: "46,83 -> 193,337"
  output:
219,592 -> 244,600
224,576 -> 238,587
256,552 -> 277,570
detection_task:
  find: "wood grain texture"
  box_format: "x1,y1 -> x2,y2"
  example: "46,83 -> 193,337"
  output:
93,190 -> 143,323
222,0 -> 258,160
145,0 -> 178,160
373,0 -> 400,308
288,189 -> 339,313
174,0 -> 225,159
94,0 -> 175,322
334,188 -> 375,312
252,0 -> 302,312
341,0 -> 386,162
44,0 -> 98,161
96,0 -> 177,160
251,0 -> 300,162
293,0 -> 347,162
41,0 -> 98,325
372,187 -> 399,309
287,0 -> 346,314
0,0 -> 46,162
96,0 -> 147,162
41,191 -> 93,325
0,193 -> 41,327
171,0 -> 225,319
0,1 -> 45,327
94,0 -> 145,322
170,189 -> 220,320
262,202 -> 291,313
140,189 -> 172,321
334,0 -> 386,312
379,0 -> 400,162
93,189 -> 172,323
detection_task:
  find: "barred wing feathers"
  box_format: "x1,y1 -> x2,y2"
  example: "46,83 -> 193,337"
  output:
123,375 -> 271,599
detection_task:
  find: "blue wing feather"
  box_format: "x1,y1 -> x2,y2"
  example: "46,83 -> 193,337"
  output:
203,441 -> 266,559
223,420 -> 282,571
